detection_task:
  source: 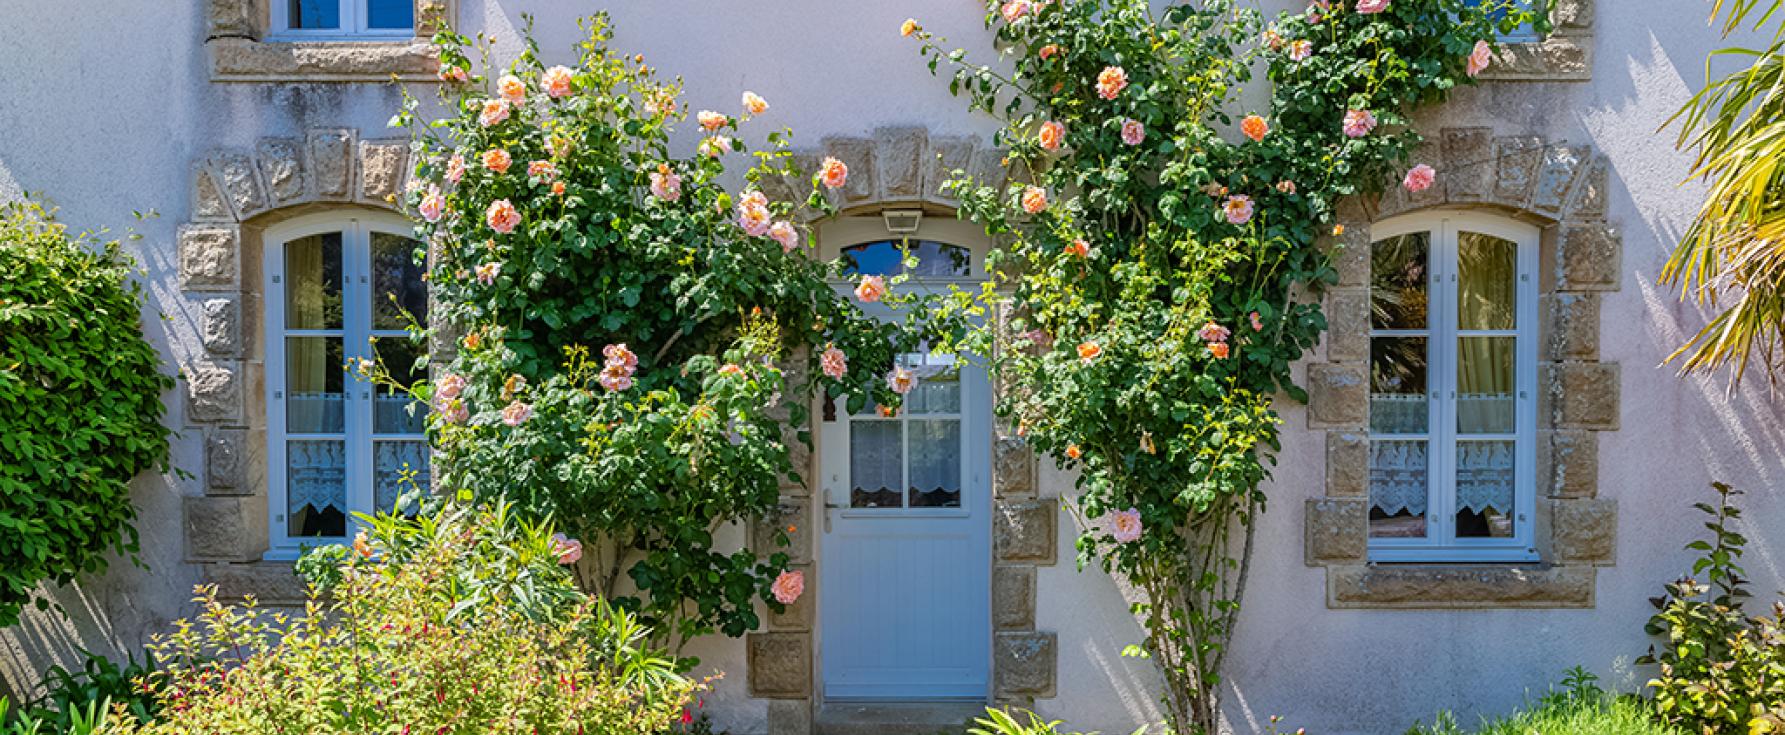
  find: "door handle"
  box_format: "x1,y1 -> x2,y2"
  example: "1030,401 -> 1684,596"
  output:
823,501 -> 841,533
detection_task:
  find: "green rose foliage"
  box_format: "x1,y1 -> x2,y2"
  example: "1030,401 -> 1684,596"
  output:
0,199 -> 171,628
390,16 -> 959,648
914,0 -> 1536,729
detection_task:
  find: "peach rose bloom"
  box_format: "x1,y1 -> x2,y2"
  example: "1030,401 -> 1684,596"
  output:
542,65 -> 575,98
742,91 -> 769,117
436,373 -> 467,401
820,157 -> 849,189
1021,186 -> 1048,214
820,345 -> 848,379
479,98 -> 510,127
901,18 -> 920,37
737,203 -> 772,237
485,199 -> 521,234
353,530 -> 374,558
1276,179 -> 1297,194
437,65 -> 468,83
698,110 -> 727,131
1343,108 -> 1377,138
1240,114 -> 1269,143
475,261 -> 502,285
1039,44 -> 1062,60
1038,121 -> 1066,151
1110,508 -> 1143,543
446,154 -> 466,184
1065,444 -> 1082,460
698,136 -> 733,158
1000,0 -> 1030,23
649,163 -> 682,202
1077,341 -> 1102,363
551,533 -> 583,565
1208,341 -> 1231,359
1403,163 -> 1437,193
528,160 -> 556,180
739,190 -> 768,210
769,221 -> 799,252
718,363 -> 745,377
886,366 -> 916,395
1096,66 -> 1128,100
501,401 -> 533,427
551,181 -> 566,196
497,74 -> 526,104
1121,118 -> 1145,146
1467,39 -> 1493,77
482,148 -> 512,174
1288,39 -> 1313,62
772,569 -> 804,605
1356,0 -> 1390,13
855,275 -> 887,303
418,186 -> 445,223
1197,321 -> 1231,343
1065,239 -> 1089,258
1222,194 -> 1255,225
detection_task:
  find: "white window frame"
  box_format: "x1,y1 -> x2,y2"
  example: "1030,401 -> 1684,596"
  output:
1367,212 -> 1540,564
264,211 -> 425,559
270,0 -> 414,41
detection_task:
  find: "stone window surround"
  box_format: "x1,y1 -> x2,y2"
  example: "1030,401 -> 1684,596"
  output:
1304,126 -> 1619,609
1478,0 -> 1594,82
177,127 -> 416,604
205,0 -> 451,82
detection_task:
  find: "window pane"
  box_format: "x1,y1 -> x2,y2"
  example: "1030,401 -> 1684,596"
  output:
366,0 -> 414,29
287,337 -> 345,433
288,440 -> 346,537
372,233 -> 427,330
1456,440 -> 1516,538
905,364 -> 960,414
1458,231 -> 1517,330
1458,336 -> 1515,434
373,338 -> 427,434
288,0 -> 341,29
839,240 -> 972,278
907,419 -> 962,508
1370,337 -> 1428,434
1371,232 -> 1429,330
374,440 -> 428,514
1370,439 -> 1427,539
285,233 -> 343,330
850,420 -> 902,508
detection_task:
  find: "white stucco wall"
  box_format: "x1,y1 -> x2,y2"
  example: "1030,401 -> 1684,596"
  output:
1,1 -> 1780,733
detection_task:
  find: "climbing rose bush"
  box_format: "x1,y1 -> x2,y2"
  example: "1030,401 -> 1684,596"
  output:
911,0 -> 1537,730
386,15 -> 958,651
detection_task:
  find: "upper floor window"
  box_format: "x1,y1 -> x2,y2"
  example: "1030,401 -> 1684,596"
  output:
274,0 -> 413,39
840,240 -> 974,279
1367,213 -> 1538,563
1465,0 -> 1543,42
266,214 -> 428,556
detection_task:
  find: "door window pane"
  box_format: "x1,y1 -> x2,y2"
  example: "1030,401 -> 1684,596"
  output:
288,0 -> 341,30
371,233 -> 427,330
905,364 -> 960,414
287,337 -> 345,433
1371,233 -> 1429,330
374,440 -> 428,514
839,240 -> 972,278
1457,336 -> 1515,434
850,420 -> 903,508
1370,337 -> 1428,434
1370,439 -> 1427,539
1458,231 -> 1517,330
288,440 -> 346,537
286,233 -> 343,330
907,420 -> 962,508
373,338 -> 427,434
366,0 -> 414,29
1456,440 -> 1516,538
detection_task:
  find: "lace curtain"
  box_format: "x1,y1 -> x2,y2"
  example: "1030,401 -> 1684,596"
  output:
1370,440 -> 1515,516
288,440 -> 345,515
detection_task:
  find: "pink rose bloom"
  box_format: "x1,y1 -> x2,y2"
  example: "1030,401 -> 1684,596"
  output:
1277,179 -> 1297,194
739,190 -> 768,210
1288,39 -> 1313,62
1467,39 -> 1493,77
475,261 -> 502,285
737,202 -> 772,237
1000,0 -> 1030,23
698,136 -> 734,158
1121,118 -> 1146,146
820,157 -> 849,189
1343,109 -> 1377,138
1221,194 -> 1255,225
886,366 -> 916,395
649,163 -> 682,202
1356,0 -> 1390,13
482,148 -> 512,174
436,373 -> 467,400
1110,508 -> 1143,543
437,65 -> 468,83
820,345 -> 847,379
485,199 -> 521,234
771,569 -> 804,605
418,185 -> 445,223
603,343 -> 638,371
698,110 -> 727,131
855,275 -> 887,303
527,160 -> 557,180
497,74 -> 526,104
478,98 -> 510,127
551,533 -> 582,565
598,366 -> 633,392
1038,120 -> 1066,151
437,397 -> 469,425
446,154 -> 466,184
501,401 -> 533,427
1250,311 -> 1265,331
1403,163 -> 1436,193
742,91 -> 769,117
1096,66 -> 1128,100
1021,186 -> 1048,215
769,221 -> 799,252
1197,321 -> 1231,343
542,65 -> 575,98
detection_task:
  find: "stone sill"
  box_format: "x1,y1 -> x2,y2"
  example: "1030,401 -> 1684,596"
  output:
1478,34 -> 1592,82
204,561 -> 311,606
208,37 -> 438,83
1327,564 -> 1594,609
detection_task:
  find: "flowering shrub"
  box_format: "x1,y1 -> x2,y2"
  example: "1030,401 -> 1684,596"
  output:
388,16 -> 953,649
99,505 -> 692,735
910,0 -> 1536,729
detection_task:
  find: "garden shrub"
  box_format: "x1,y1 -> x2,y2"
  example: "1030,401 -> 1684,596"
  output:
1407,669 -> 1682,735
98,504 -> 693,735
385,15 -> 956,649
9,649 -> 159,731
1638,483 -> 1785,734
906,0 -> 1536,729
0,198 -> 171,628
